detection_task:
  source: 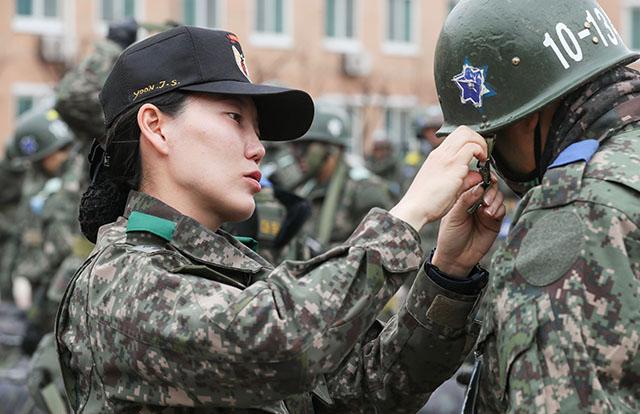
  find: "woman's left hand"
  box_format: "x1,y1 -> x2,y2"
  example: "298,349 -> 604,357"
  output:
432,178 -> 506,278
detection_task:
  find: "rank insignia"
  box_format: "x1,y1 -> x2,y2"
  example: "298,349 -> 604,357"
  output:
452,58 -> 496,108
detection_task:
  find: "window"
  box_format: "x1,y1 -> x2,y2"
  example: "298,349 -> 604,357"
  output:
16,96 -> 35,117
16,0 -> 59,17
325,0 -> 359,52
13,0 -> 61,34
255,0 -> 285,34
326,0 -> 355,39
384,107 -> 413,153
100,0 -> 136,22
12,83 -> 53,119
631,7 -> 640,49
344,105 -> 362,155
386,0 -> 413,43
383,0 -> 418,55
252,0 -> 291,48
183,0 -> 222,28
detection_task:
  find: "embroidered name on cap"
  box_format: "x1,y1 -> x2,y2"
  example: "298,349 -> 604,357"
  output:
133,79 -> 181,101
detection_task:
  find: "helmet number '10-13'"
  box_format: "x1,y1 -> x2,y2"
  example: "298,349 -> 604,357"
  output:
543,6 -> 620,70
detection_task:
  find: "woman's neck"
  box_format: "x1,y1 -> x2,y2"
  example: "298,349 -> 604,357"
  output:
139,180 -> 222,231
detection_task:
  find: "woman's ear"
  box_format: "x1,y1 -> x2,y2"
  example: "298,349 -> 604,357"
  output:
138,103 -> 170,156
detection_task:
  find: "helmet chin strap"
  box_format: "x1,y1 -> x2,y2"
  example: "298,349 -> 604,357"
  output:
533,119 -> 544,182
491,114 -> 546,197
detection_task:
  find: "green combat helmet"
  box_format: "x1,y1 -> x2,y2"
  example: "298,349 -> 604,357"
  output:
270,103 -> 352,188
9,105 -> 74,163
435,0 -> 639,136
298,103 -> 351,147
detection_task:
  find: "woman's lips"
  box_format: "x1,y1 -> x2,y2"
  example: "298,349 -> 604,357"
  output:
244,171 -> 262,192
245,170 -> 262,182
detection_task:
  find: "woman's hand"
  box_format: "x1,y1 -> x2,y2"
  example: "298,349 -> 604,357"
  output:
390,126 -> 488,231
432,178 -> 506,278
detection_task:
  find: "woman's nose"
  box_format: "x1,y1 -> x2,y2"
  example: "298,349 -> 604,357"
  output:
246,134 -> 266,163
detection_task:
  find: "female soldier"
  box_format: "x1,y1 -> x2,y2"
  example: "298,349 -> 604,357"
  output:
56,27 -> 505,413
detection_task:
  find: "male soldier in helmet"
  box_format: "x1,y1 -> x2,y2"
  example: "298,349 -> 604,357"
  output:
435,0 -> 640,412
270,103 -> 394,259
365,130 -> 403,200
402,105 -> 445,192
0,105 -> 76,413
7,105 -> 80,345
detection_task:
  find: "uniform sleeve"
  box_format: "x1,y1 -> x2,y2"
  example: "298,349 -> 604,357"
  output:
319,264 -> 481,413
477,201 -> 640,413
59,209 -> 480,408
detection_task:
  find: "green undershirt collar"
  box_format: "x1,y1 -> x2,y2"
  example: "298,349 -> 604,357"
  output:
234,236 -> 259,252
126,211 -> 176,242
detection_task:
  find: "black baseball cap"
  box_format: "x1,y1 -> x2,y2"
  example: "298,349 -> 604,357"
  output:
100,26 -> 314,141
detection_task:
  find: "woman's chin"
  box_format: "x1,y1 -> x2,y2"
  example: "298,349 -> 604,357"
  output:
224,200 -> 256,223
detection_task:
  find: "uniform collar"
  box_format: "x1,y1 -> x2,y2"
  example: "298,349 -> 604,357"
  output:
123,190 -> 267,273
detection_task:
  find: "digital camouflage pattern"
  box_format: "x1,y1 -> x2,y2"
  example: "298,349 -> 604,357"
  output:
55,39 -> 123,144
475,72 -> 640,412
56,190 -> 484,413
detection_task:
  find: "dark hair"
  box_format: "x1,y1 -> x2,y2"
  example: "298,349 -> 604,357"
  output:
79,91 -> 188,243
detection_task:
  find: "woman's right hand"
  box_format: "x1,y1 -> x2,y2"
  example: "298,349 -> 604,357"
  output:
389,126 -> 488,231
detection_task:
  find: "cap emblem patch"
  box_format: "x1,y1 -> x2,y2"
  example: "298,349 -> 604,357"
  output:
227,33 -> 251,81
452,58 -> 496,108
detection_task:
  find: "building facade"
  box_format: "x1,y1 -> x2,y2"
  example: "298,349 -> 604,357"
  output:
0,0 -> 635,156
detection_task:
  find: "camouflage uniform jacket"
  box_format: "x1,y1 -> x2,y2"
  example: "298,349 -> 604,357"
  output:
56,190 -> 484,413
476,129 -> 640,412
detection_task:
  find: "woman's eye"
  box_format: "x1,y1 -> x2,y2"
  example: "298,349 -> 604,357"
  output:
227,112 -> 242,123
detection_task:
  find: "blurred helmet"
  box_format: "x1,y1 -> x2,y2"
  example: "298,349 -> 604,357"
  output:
9,105 -> 74,163
297,103 -> 351,147
371,129 -> 393,150
412,105 -> 443,138
435,0 -> 639,136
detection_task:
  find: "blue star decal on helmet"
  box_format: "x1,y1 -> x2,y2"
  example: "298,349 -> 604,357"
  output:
452,58 -> 496,108
19,136 -> 38,155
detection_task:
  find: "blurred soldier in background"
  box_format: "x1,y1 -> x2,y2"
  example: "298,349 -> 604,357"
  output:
365,129 -> 403,200
8,105 -> 77,354
403,105 -> 445,190
0,104 -> 74,414
0,152 -> 26,303
436,0 -> 640,412
271,103 -> 395,259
